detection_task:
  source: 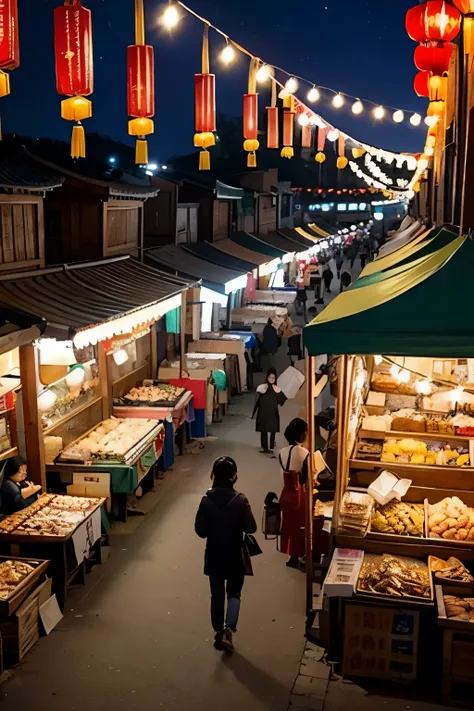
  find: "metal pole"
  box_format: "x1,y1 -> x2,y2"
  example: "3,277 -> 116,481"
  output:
333,355 -> 347,534
179,290 -> 186,378
305,355 -> 315,616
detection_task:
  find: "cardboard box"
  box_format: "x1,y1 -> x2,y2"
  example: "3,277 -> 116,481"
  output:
69,472 -> 111,512
323,548 -> 364,598
0,577 -> 51,665
365,391 -> 386,415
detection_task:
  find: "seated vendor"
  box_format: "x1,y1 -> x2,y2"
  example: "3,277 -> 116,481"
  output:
0,456 -> 41,515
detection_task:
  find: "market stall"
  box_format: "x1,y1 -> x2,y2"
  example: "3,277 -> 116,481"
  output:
303,232 -> 474,697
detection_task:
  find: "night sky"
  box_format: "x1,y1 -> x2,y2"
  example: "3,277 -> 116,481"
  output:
3,0 -> 427,164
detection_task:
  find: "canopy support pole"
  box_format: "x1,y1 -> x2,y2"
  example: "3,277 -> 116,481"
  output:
180,291 -> 187,378
305,355 -> 315,616
19,343 -> 46,490
333,355 -> 348,533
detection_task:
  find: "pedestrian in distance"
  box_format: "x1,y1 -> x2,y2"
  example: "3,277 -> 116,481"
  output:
335,252 -> 344,279
278,418 -> 309,568
360,250 -> 368,270
195,456 -> 257,653
322,264 -> 334,293
340,270 -> 352,293
252,368 -> 287,455
262,317 -> 278,369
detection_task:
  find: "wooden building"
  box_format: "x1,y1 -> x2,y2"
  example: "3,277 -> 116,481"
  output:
27,152 -> 158,265
0,151 -> 62,273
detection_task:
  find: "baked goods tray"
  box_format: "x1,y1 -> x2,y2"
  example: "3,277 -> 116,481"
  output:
121,381 -> 185,408
56,421 -> 162,466
357,552 -> 434,603
0,557 -> 49,617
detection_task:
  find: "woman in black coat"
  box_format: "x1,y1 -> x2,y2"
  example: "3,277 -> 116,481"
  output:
252,368 -> 287,454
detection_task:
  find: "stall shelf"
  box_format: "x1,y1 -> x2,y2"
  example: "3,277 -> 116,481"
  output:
303,230 -> 474,688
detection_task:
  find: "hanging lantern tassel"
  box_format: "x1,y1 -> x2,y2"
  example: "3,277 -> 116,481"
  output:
266,78 -> 279,149
194,26 -> 216,170
281,110 -> 294,159
337,134 -> 348,169
243,58 -> 259,167
352,147 -> 366,159
54,0 -> 93,159
315,125 -> 327,163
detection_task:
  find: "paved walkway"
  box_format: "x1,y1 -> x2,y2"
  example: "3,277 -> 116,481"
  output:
0,388 -> 305,711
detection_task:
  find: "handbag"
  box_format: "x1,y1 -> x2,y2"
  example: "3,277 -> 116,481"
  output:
262,491 -> 281,539
243,533 -> 263,557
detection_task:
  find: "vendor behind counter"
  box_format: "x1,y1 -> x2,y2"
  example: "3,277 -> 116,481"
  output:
0,456 -> 41,515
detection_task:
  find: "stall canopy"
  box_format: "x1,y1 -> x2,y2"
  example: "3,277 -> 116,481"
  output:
0,256 -> 197,348
0,306 -> 45,356
376,219 -> 425,257
258,231 -> 302,254
230,231 -> 286,258
276,228 -> 315,249
303,233 -> 474,357
146,244 -> 247,295
358,226 -> 457,282
212,238 -> 270,267
182,241 -> 257,273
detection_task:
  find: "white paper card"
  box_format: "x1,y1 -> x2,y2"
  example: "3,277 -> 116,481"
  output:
40,595 -> 63,635
368,470 -> 412,506
72,508 -> 101,567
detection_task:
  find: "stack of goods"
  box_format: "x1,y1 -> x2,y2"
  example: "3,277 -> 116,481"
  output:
371,501 -> 424,537
443,595 -> 474,622
0,494 -> 100,538
430,556 -> 474,583
428,497 -> 474,541
43,436 -> 63,465
381,438 -> 470,467
371,371 -> 417,396
391,409 -> 426,433
59,418 -> 157,462
0,560 -> 35,600
313,500 -> 334,518
450,413 -> 474,437
124,383 -> 185,404
357,439 -> 384,460
338,491 -> 373,537
361,414 -> 392,432
426,415 -> 455,435
358,554 -> 431,599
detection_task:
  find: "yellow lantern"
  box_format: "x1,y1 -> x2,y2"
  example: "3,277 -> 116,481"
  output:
315,152 -> 326,163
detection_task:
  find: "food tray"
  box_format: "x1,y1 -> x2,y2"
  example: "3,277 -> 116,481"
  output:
357,552 -> 434,602
0,557 -> 49,617
429,556 -> 474,590
368,501 -> 425,539
436,583 -> 474,631
355,438 -> 384,461
122,380 -> 185,408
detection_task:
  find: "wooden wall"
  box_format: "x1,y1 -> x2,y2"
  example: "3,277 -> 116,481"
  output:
257,194 -> 277,235
104,202 -> 143,258
144,178 -> 177,247
44,197 -> 101,264
212,200 -> 230,242
0,196 -> 45,271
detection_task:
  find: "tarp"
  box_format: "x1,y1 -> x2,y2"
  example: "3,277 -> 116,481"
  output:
182,241 -> 256,272
257,231 -> 300,254
376,219 -> 425,257
212,238 -> 271,267
146,245 -> 245,295
231,231 -> 286,258
277,228 -> 315,248
303,233 -> 474,357
358,226 -> 457,281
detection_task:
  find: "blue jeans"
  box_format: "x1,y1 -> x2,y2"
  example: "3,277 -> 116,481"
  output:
209,573 -> 245,633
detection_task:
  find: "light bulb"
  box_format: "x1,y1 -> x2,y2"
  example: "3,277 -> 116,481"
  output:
161,4 -> 180,28
307,86 -> 320,103
374,355 -> 383,365
396,368 -> 410,383
285,77 -> 298,94
406,156 -> 417,171
256,64 -> 271,82
418,158 -> 429,172
424,146 -> 434,157
451,386 -> 465,407
298,113 -> 309,127
352,100 -> 363,115
309,115 -> 318,126
373,105 -> 385,120
327,129 -> 339,141
390,364 -> 400,378
410,113 -> 422,127
416,380 -> 432,395
393,110 -> 404,123
332,93 -> 344,108
425,115 -> 438,127
220,44 -> 235,65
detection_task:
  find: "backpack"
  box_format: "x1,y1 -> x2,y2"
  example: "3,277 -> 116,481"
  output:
262,491 -> 281,538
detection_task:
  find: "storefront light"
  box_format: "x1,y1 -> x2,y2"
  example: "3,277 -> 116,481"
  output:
322,204 -> 330,212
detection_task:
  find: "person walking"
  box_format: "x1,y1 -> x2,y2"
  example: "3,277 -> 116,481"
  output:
335,251 -> 344,279
287,327 -> 302,366
360,249 -> 368,270
252,368 -> 287,454
195,456 -> 257,653
278,418 -> 309,568
322,264 -> 334,294
262,318 -> 278,369
340,270 -> 352,293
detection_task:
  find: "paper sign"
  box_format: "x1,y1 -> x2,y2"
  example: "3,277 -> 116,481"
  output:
40,595 -> 63,635
71,508 -> 101,567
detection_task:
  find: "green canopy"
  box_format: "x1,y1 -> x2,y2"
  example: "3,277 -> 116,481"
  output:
230,231 -> 285,258
353,226 -> 458,290
303,233 -> 474,357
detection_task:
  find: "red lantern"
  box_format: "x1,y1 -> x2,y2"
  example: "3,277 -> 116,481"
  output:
281,110 -> 294,159
406,3 -> 428,43
54,0 -> 93,159
414,42 -> 454,74
451,0 -> 474,12
243,58 -> 259,168
0,0 -> 19,70
128,0 -> 154,165
194,26 -> 215,170
414,70 -> 430,97
425,0 -> 461,41
266,106 -> 279,149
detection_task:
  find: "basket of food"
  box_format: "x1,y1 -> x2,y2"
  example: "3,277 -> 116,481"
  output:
123,382 -> 186,407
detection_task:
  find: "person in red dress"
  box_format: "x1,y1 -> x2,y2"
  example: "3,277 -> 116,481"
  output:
278,418 -> 309,568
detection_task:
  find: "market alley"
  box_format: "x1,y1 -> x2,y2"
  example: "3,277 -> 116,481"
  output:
0,385 -> 305,711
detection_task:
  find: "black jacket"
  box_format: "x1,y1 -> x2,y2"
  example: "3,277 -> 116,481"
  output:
262,323 -> 278,354
0,480 -> 38,515
195,488 -> 257,576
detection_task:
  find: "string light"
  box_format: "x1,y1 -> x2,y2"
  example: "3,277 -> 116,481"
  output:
425,115 -> 438,127
256,63 -> 271,82
390,364 -> 400,378
450,386 -> 465,407
410,113 -> 422,126
332,93 -> 345,108
307,86 -> 320,103
220,43 -> 235,65
373,105 -> 385,120
298,113 -> 309,127
285,77 -> 298,94
161,4 -> 180,28
416,380 -> 432,395
424,145 -> 434,157
396,369 -> 411,384
327,129 -> 339,141
374,356 -> 383,365
393,110 -> 404,123
352,100 -> 363,115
